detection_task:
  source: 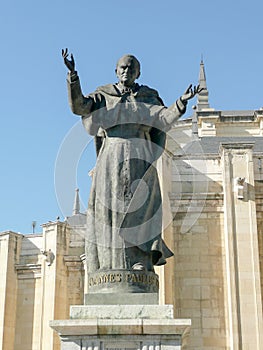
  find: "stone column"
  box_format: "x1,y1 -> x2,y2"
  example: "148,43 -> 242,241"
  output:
220,143 -> 263,349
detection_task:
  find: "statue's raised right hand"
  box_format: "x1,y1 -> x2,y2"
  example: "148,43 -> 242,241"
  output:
62,48 -> 75,72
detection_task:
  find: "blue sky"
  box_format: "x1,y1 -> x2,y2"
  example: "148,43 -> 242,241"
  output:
0,0 -> 262,233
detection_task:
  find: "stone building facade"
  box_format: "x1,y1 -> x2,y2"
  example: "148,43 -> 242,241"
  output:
1,62 -> 263,349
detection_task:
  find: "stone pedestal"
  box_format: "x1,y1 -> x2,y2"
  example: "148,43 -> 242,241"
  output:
51,270 -> 191,349
50,304 -> 191,350
85,269 -> 159,305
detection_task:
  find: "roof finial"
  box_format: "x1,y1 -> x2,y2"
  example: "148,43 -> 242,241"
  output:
191,105 -> 198,138
72,188 -> 80,215
32,221 -> 36,234
197,58 -> 210,111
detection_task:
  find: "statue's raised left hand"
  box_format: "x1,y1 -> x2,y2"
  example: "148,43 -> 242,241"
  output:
62,48 -> 75,73
181,84 -> 203,103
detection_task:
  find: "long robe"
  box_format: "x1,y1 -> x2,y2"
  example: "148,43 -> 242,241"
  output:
67,72 -> 186,272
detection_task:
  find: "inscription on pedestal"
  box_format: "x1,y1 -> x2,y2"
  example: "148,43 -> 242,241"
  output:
87,269 -> 159,293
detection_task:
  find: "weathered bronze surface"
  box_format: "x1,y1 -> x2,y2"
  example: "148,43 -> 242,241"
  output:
62,49 -> 200,275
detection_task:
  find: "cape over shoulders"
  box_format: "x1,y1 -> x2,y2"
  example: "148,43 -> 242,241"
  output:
93,83 -> 162,100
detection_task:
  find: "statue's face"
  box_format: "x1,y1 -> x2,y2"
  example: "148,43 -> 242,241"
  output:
116,56 -> 140,87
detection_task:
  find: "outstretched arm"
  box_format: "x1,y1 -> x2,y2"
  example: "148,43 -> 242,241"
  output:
62,48 -> 93,116
159,84 -> 202,130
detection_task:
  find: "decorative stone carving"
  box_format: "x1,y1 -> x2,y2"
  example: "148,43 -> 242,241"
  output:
42,249 -> 55,266
234,177 -> 247,200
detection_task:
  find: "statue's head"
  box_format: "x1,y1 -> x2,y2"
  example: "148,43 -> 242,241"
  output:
115,54 -> 141,87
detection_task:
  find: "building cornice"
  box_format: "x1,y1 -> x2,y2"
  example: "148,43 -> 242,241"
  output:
15,263 -> 42,279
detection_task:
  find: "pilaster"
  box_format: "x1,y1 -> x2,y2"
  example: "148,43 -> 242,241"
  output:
40,221 -> 71,350
0,231 -> 22,350
220,143 -> 263,349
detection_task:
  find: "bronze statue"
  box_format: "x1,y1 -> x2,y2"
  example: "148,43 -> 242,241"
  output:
62,49 -> 201,273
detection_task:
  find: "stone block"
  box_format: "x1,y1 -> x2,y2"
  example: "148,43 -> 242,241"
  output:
58,335 -> 185,350
50,303 -> 191,349
98,319 -> 142,335
50,319 -> 98,336
70,304 -> 174,320
85,292 -> 158,305
61,339 -> 82,350
142,319 -> 191,335
50,318 -> 191,347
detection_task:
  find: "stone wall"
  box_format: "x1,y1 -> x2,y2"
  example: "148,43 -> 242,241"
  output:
170,198 -> 227,349
162,127 -> 263,349
0,222 -> 85,350
256,180 -> 263,312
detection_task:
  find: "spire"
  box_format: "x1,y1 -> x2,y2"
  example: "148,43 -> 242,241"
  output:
197,59 -> 210,111
72,188 -> 80,215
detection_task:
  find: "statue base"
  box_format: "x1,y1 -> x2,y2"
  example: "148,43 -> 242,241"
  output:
50,271 -> 191,349
50,304 -> 191,350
